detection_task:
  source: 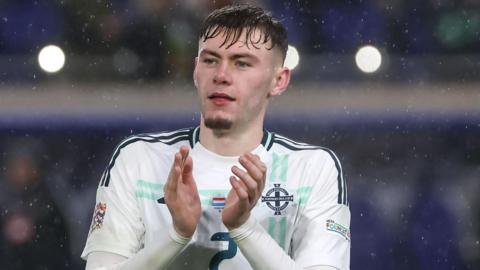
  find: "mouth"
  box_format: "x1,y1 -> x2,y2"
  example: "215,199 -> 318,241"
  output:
208,92 -> 236,105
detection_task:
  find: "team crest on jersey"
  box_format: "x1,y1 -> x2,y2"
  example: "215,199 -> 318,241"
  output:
326,219 -> 351,241
261,183 -> 294,215
90,202 -> 107,232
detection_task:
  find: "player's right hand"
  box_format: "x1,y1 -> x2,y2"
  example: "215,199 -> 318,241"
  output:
164,145 -> 201,238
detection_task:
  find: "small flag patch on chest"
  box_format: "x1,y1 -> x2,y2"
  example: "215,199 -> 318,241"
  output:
212,197 -> 226,210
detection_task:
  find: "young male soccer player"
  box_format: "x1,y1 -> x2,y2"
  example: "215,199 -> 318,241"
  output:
82,4 -> 350,270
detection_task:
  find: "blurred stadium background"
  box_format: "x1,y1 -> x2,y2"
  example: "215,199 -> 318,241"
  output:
0,0 -> 479,269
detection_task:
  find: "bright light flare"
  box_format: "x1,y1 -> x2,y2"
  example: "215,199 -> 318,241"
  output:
38,45 -> 66,73
355,45 -> 382,73
285,45 -> 300,70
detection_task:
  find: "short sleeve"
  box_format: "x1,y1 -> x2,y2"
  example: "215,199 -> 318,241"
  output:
291,150 -> 351,270
81,143 -> 145,260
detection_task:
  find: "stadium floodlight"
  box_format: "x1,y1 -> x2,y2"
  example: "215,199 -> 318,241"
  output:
38,45 -> 66,73
355,45 -> 382,74
285,45 -> 300,70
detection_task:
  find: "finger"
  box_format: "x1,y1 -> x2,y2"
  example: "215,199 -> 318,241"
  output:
240,154 -> 267,193
166,152 -> 182,192
239,154 -> 264,182
179,145 -> 190,167
182,156 -> 195,186
230,176 -> 249,205
183,155 -> 193,175
246,153 -> 267,185
231,165 -> 258,201
247,153 -> 266,169
248,153 -> 267,173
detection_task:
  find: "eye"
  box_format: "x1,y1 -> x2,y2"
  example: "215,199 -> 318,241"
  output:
236,60 -> 251,68
202,58 -> 217,65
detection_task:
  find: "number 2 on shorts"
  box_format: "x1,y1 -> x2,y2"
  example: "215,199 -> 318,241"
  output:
208,232 -> 237,270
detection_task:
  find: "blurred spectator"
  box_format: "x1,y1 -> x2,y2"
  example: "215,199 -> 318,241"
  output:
120,0 -> 194,79
62,0 -> 205,80
0,140 -> 71,269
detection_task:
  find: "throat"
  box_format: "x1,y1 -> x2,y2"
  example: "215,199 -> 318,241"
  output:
199,125 -> 264,156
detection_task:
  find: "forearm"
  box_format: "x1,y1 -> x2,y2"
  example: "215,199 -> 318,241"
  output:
229,216 -> 338,270
86,226 -> 190,270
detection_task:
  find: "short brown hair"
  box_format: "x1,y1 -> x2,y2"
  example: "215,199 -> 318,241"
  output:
199,4 -> 288,61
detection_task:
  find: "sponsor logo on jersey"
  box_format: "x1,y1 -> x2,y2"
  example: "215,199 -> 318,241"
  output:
90,202 -> 107,232
326,219 -> 350,241
212,197 -> 226,211
261,183 -> 294,215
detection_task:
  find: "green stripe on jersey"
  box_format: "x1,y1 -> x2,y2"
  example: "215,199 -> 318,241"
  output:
136,179 -> 164,190
135,191 -> 161,200
268,217 -> 288,250
135,179 -> 163,200
198,189 -> 229,197
296,186 -> 313,206
269,153 -> 289,183
135,181 -> 229,207
134,179 -> 312,207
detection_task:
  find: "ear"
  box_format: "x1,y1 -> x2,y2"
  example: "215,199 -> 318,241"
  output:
269,67 -> 291,97
193,57 -> 199,88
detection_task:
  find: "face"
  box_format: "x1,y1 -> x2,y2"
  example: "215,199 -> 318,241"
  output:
193,28 -> 290,131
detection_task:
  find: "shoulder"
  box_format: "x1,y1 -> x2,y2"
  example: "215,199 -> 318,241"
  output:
269,132 -> 340,164
269,133 -> 348,205
112,127 -> 198,155
99,127 -> 198,187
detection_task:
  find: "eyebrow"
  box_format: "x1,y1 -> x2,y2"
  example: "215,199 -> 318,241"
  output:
200,49 -> 259,62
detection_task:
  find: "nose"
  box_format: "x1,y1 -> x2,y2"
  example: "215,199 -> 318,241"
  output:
213,62 -> 231,85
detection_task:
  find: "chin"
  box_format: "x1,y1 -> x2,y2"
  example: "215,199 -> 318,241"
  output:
204,117 -> 233,130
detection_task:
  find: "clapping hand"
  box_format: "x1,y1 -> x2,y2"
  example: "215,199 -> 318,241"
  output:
222,153 -> 267,230
164,146 -> 201,238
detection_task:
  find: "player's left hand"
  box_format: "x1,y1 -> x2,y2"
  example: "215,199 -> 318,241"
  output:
222,153 -> 266,230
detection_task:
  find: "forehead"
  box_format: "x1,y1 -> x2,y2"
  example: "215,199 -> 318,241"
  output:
198,27 -> 274,56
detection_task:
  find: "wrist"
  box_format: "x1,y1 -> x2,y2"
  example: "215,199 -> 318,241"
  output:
228,215 -> 256,241
172,224 -> 195,239
224,213 -> 250,231
169,225 -> 192,245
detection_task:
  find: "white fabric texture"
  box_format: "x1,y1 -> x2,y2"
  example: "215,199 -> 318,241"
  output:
81,128 -> 350,269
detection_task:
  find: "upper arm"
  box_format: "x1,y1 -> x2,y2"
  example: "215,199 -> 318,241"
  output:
81,142 -> 145,260
292,150 -> 351,269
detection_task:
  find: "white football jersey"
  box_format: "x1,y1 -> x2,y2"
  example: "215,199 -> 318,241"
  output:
81,127 -> 350,269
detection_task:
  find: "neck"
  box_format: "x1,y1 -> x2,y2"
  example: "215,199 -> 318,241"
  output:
199,119 -> 264,156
